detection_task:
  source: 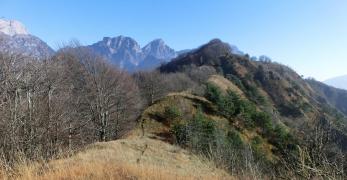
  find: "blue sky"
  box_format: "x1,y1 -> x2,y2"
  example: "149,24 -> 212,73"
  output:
0,0 -> 346,80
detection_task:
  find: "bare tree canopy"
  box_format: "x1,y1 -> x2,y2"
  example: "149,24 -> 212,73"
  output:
0,48 -> 142,162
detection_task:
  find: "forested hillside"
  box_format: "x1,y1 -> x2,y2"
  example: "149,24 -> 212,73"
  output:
0,39 -> 346,179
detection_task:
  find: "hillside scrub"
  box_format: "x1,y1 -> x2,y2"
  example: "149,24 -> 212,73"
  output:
169,84 -> 345,178
170,108 -> 263,177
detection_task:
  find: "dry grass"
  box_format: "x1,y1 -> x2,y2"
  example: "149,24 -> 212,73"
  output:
1,137 -> 232,180
207,75 -> 245,98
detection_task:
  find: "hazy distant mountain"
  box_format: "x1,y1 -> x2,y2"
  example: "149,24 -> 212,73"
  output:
229,44 -> 244,55
142,39 -> 176,60
87,36 -> 144,70
176,49 -> 192,56
324,75 -> 347,90
0,19 -> 247,72
87,36 -> 177,71
137,55 -> 167,71
0,19 -> 54,58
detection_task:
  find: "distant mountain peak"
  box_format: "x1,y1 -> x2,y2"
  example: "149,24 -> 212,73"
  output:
102,36 -> 140,47
143,38 -> 176,60
88,36 -> 177,71
151,38 -> 165,44
201,38 -> 243,56
324,74 -> 347,90
88,35 -> 176,71
159,39 -> 246,73
207,38 -> 223,44
0,19 -> 29,36
90,35 -> 143,68
0,19 -> 54,58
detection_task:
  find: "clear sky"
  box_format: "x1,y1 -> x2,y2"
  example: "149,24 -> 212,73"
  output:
0,0 -> 346,80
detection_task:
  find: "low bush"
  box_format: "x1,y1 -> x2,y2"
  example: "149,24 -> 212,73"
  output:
170,110 -> 265,177
163,106 -> 182,121
172,109 -> 217,154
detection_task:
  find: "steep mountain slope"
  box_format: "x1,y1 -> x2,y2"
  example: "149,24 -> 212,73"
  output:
145,39 -> 347,178
87,36 -> 176,71
324,74 -> 347,90
160,39 -> 347,149
307,79 -> 347,117
0,19 -> 54,58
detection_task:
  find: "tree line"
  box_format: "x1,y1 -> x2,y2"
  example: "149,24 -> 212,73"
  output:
0,47 -> 143,162
0,45 -> 211,163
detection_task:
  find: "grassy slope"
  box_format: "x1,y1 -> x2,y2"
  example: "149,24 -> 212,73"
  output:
1,137 -> 231,180
207,75 -> 245,97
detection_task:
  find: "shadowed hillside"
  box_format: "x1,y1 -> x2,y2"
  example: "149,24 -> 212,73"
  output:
307,79 -> 347,118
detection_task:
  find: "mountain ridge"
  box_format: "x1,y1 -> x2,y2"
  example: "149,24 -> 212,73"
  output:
0,32 -> 54,58
159,38 -> 347,147
87,36 -> 177,71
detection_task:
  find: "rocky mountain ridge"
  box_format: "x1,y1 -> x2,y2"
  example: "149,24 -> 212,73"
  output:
87,36 -> 177,71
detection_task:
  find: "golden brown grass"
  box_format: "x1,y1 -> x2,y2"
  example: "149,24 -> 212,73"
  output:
1,137 -> 232,180
207,75 -> 244,98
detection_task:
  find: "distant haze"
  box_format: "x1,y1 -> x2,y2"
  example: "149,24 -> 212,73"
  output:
324,75 -> 347,90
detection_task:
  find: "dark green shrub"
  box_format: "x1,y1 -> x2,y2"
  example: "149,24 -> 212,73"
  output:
278,103 -> 302,118
205,83 -> 223,104
252,136 -> 262,146
227,130 -> 243,148
241,79 -> 266,104
251,136 -> 268,162
171,108 -> 218,154
217,90 -> 238,119
252,112 -> 273,134
163,106 -> 182,121
270,124 -> 296,152
205,84 -> 238,119
187,110 -> 217,153
300,102 -> 312,112
204,84 -> 263,129
171,122 -> 187,145
238,100 -> 257,128
226,74 -> 245,90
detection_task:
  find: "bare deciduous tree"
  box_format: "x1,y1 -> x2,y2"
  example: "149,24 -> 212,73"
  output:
0,47 -> 142,162
133,71 -> 168,106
